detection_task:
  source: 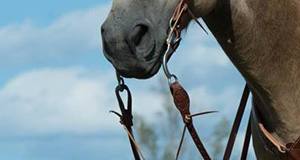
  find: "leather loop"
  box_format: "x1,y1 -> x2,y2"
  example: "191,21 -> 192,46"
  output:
113,83 -> 141,160
115,84 -> 133,127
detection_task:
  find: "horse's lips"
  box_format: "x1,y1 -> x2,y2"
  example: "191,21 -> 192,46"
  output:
115,42 -> 167,79
116,56 -> 161,79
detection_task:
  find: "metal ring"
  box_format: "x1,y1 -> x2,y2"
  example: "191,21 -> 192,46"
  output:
168,74 -> 178,85
116,71 -> 125,86
118,78 -> 125,86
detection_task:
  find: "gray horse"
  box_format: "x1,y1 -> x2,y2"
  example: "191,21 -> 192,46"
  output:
101,0 -> 300,159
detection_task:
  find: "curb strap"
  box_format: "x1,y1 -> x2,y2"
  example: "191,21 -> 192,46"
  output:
110,75 -> 144,160
170,81 -> 211,160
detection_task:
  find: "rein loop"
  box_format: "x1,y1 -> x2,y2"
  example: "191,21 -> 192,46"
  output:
110,73 -> 145,160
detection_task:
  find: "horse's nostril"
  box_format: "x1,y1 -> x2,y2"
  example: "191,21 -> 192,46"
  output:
127,23 -> 154,59
131,24 -> 148,46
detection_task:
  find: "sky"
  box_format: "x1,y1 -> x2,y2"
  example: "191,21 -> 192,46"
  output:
0,0 -> 255,159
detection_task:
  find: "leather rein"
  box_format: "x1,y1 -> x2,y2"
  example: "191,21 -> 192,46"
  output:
111,0 -> 300,159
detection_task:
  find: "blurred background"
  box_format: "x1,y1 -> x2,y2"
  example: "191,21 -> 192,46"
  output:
0,0 -> 255,159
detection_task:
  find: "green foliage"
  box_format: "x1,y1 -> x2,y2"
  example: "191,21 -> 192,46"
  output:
210,117 -> 230,159
135,115 -> 158,159
161,145 -> 175,160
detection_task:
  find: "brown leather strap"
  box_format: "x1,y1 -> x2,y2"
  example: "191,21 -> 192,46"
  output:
170,82 -> 191,120
170,81 -> 211,160
224,85 -> 250,160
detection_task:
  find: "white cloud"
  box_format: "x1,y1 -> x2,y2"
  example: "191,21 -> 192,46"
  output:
0,4 -> 110,66
0,67 -> 114,135
0,67 -> 170,136
0,67 -> 244,137
189,85 -> 242,115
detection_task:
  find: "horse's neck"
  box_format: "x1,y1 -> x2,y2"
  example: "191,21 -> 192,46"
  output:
201,0 -> 300,143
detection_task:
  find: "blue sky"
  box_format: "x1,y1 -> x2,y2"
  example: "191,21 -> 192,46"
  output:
0,0 -> 255,159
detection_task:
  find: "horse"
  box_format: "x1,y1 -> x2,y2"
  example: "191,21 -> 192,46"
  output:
101,0 -> 300,159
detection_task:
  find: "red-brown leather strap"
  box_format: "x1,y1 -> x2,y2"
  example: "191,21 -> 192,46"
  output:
170,81 -> 191,121
170,81 -> 211,160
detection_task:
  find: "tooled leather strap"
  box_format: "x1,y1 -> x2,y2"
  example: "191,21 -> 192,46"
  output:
170,81 -> 211,160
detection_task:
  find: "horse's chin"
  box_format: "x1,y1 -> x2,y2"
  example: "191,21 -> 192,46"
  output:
118,59 -> 162,79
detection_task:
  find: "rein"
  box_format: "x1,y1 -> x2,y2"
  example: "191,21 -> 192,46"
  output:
111,0 -> 250,159
162,1 -> 215,159
162,1 -> 253,159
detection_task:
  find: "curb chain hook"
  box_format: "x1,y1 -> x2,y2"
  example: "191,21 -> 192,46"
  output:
116,71 -> 124,86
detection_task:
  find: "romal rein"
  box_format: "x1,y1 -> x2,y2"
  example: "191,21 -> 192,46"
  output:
110,0 -> 252,160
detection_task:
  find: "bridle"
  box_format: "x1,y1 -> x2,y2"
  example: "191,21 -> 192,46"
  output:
111,0 -> 245,159
110,0 -> 300,159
